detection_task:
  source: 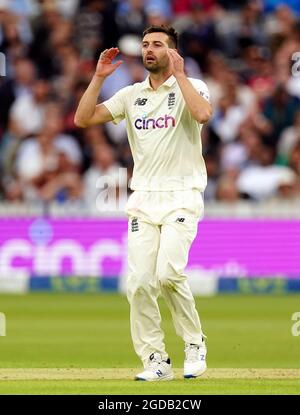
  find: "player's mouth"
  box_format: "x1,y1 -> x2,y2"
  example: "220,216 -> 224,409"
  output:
146,56 -> 156,63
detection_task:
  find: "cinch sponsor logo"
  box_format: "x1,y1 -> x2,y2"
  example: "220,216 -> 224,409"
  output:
134,114 -> 175,130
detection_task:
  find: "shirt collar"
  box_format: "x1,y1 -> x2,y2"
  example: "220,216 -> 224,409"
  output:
141,75 -> 176,91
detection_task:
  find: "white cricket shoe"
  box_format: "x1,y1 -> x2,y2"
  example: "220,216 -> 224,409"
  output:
135,352 -> 174,381
184,342 -> 207,378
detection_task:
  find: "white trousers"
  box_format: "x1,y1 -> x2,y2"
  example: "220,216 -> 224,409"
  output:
126,189 -> 205,367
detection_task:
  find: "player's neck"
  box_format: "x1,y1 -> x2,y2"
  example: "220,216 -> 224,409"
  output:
149,70 -> 173,91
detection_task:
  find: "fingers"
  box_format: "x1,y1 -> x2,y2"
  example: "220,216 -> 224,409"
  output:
167,49 -> 182,59
113,60 -> 123,69
99,47 -> 120,61
167,49 -> 184,76
167,50 -> 177,67
106,47 -> 120,59
168,48 -> 179,54
167,50 -> 175,64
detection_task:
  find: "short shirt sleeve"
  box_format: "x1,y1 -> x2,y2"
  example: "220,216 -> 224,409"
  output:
102,85 -> 132,124
189,78 -> 211,103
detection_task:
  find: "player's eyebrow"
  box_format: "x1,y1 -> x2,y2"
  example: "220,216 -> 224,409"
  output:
142,40 -> 164,46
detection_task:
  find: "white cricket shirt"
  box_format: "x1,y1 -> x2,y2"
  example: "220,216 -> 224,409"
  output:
103,75 -> 210,191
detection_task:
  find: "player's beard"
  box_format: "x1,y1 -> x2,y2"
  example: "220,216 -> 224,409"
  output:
143,56 -> 168,74
144,64 -> 160,73
143,60 -> 159,73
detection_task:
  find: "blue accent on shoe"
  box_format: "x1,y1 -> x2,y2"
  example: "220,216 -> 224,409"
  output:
135,377 -> 146,381
184,374 -> 196,379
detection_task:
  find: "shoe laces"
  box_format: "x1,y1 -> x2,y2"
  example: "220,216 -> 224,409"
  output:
148,352 -> 169,370
185,343 -> 202,363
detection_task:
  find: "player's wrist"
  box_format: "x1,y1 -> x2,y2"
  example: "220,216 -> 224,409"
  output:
93,73 -> 107,81
174,71 -> 186,80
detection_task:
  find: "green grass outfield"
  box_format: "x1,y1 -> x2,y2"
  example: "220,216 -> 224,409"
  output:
0,293 -> 299,394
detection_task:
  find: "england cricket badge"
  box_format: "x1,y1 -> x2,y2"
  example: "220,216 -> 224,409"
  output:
168,92 -> 175,109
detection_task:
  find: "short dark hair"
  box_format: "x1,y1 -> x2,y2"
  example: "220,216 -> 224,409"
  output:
142,25 -> 178,49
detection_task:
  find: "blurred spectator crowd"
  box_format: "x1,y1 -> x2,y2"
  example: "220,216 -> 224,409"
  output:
1,0 -> 300,209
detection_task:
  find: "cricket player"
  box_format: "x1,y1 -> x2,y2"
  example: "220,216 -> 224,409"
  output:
75,25 -> 212,381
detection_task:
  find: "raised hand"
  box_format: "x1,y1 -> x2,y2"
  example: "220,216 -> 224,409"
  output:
95,48 -> 123,78
167,49 -> 185,78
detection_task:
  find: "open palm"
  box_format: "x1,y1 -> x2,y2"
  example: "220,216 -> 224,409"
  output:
95,48 -> 123,78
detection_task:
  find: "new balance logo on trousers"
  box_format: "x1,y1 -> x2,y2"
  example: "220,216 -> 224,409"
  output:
126,191 -> 207,382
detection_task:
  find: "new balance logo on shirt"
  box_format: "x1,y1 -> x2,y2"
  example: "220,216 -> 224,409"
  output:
176,217 -> 185,223
102,76 -> 210,192
134,98 -> 148,106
